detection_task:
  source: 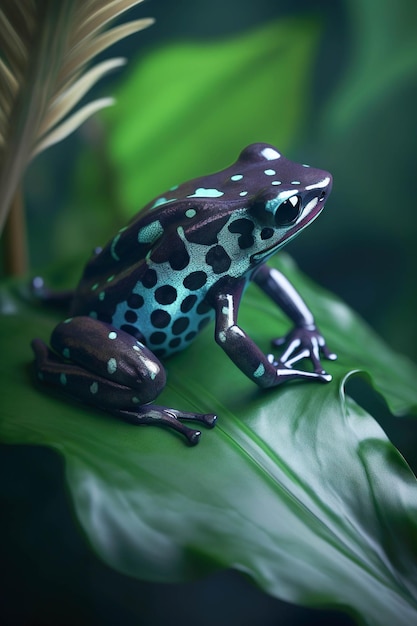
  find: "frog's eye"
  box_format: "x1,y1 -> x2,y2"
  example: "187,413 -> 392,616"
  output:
275,195 -> 301,226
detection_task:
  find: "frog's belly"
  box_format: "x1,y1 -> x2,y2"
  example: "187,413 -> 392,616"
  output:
74,224 -> 252,358
111,256 -> 219,358
112,290 -> 214,358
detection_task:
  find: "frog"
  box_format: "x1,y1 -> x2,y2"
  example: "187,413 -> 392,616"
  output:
32,143 -> 336,445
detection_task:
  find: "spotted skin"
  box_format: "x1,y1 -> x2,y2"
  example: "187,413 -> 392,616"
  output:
32,143 -> 336,445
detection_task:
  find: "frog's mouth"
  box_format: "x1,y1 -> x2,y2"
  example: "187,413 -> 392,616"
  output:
250,196 -> 325,263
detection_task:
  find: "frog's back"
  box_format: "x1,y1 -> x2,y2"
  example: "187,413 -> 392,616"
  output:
69,143 -> 326,358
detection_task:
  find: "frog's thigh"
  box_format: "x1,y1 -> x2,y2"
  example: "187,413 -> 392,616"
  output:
32,322 -> 214,445
35,316 -> 166,406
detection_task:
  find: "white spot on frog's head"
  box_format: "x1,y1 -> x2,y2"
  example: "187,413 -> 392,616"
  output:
151,197 -> 169,209
90,382 -> 98,394
272,181 -> 282,185
240,191 -> 248,196
108,331 -> 117,340
306,176 -> 331,191
291,181 -> 301,185
261,147 -> 281,160
264,169 -> 276,176
185,208 -> 196,218
187,188 -> 224,198
231,174 -> 243,181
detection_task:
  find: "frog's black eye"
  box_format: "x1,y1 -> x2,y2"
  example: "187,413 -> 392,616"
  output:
275,195 -> 301,226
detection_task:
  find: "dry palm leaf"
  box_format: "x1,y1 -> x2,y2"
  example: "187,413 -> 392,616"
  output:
0,0 -> 154,235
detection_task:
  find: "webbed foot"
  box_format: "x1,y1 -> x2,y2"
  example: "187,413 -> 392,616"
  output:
271,325 -> 336,381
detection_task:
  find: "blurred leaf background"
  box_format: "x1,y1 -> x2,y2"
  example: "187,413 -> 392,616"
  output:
1,0 -> 417,624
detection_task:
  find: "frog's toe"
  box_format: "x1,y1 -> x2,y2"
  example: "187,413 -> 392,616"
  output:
186,429 -> 202,446
202,413 -> 217,428
168,408 -> 217,429
321,345 -> 338,361
317,370 -> 332,383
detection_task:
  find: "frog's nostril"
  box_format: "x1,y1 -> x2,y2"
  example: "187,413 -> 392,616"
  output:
319,191 -> 326,202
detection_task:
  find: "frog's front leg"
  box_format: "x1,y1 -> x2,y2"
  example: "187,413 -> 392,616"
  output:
32,317 -> 216,445
213,282 -> 330,388
253,264 -> 336,377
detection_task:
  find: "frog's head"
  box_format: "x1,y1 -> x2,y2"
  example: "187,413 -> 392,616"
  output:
236,143 -> 332,264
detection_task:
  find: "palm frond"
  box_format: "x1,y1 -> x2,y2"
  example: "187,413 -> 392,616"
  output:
0,0 -> 153,234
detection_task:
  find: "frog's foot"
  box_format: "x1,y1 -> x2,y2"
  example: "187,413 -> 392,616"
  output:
266,354 -> 332,384
271,325 -> 336,381
114,407 -> 216,446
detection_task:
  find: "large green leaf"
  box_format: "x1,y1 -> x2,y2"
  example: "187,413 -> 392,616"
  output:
1,253 -> 417,626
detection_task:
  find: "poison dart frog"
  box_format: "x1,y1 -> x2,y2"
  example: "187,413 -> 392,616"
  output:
32,143 -> 336,445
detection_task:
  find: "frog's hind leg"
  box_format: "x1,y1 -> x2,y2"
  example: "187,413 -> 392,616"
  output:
32,317 -> 216,445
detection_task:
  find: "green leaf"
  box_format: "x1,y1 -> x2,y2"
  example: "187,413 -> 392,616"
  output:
1,253 -> 417,625
325,0 -> 417,130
